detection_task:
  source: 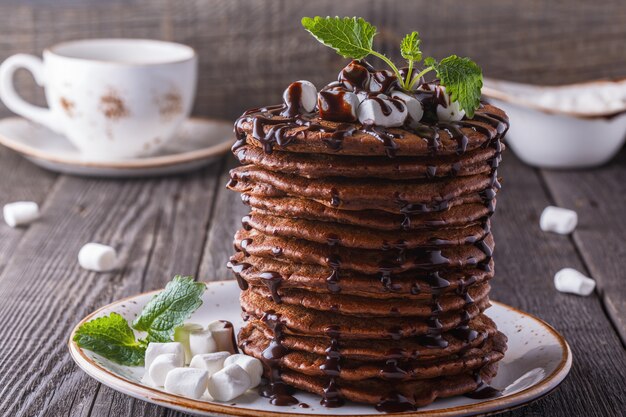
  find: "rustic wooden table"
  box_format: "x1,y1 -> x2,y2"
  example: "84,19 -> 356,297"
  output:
0,143 -> 624,417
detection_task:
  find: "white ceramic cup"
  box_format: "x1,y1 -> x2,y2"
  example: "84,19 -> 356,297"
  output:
0,39 -> 197,160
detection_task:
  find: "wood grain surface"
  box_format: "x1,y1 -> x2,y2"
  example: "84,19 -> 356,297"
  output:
0,1 -> 624,416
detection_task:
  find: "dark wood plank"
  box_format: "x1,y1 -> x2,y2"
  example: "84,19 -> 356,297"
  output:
489,153 -> 626,417
540,148 -> 626,345
0,163 -> 223,417
0,148 -> 57,274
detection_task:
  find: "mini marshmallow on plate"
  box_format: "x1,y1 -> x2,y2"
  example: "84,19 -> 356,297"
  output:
149,353 -> 183,386
145,342 -> 184,369
554,268 -> 596,296
207,364 -> 252,402
189,328 -> 217,357
435,86 -> 465,122
207,320 -> 237,353
540,206 -> 578,234
174,323 -> 204,364
3,201 -> 39,227
164,368 -> 208,400
283,80 -> 317,113
224,353 -> 263,387
190,351 -> 230,375
78,243 -> 117,272
358,97 -> 407,127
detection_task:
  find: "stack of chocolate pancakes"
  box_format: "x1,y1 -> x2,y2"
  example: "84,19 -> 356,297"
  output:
227,60 -> 509,411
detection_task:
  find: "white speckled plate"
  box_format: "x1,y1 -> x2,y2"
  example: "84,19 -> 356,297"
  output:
68,280 -> 572,417
0,117 -> 233,177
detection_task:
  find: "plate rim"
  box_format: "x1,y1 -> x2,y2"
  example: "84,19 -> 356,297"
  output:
68,280 -> 572,417
0,116 -> 234,170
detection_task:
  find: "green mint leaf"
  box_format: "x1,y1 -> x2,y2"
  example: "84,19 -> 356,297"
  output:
132,276 -> 205,343
424,56 -> 437,67
400,31 -> 422,62
432,55 -> 483,118
301,16 -> 376,59
74,313 -> 146,366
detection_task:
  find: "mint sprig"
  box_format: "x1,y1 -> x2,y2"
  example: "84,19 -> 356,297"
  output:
74,313 -> 146,366
74,276 -> 206,366
301,16 -> 483,117
133,276 -> 206,343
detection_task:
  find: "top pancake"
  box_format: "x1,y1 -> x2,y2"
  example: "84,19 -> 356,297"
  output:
235,104 -> 506,157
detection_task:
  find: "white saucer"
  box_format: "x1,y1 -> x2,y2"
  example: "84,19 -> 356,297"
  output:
0,117 -> 234,177
69,280 -> 572,417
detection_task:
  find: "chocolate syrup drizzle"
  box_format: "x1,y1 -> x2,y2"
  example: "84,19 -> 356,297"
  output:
231,62 -> 509,410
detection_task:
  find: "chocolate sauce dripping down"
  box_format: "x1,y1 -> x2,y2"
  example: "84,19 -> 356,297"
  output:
361,123 -> 402,158
326,254 -> 342,293
258,311 -> 299,406
226,260 -> 250,290
463,369 -> 502,399
375,392 -> 417,413
320,325 -> 345,407
259,271 -> 283,303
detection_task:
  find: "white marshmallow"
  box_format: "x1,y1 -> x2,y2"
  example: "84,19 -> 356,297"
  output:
78,243 -> 117,272
435,86 -> 465,122
207,364 -> 252,402
3,201 -> 39,227
149,353 -> 182,386
540,206 -> 578,234
190,351 -> 231,375
554,268 -> 596,296
164,367 -> 208,399
317,89 -> 360,122
224,354 -> 263,388
207,320 -> 237,353
189,328 -> 217,357
145,342 -> 184,369
283,80 -> 317,113
391,90 -> 424,123
357,97 -> 407,127
174,323 -> 204,364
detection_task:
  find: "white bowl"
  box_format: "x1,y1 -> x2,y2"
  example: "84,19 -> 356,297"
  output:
482,78 -> 626,169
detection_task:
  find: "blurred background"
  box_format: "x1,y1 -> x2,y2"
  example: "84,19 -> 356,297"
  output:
1,0 -> 625,121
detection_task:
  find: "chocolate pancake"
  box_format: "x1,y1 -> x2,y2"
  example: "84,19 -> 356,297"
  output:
279,363 -> 500,408
234,141 -> 502,179
243,211 -> 491,250
229,165 -> 498,213
234,103 -> 506,157
243,194 -> 494,230
229,253 -> 494,298
234,229 -> 494,274
241,324 -> 506,380
240,289 -> 490,340
245,314 -> 499,361
247,282 -> 490,317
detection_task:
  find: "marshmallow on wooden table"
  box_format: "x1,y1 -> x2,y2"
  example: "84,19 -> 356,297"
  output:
554,268 -> 596,296
78,243 -> 117,272
149,353 -> 182,386
3,201 -> 39,227
190,351 -> 230,375
207,320 -> 237,353
207,364 -> 251,402
189,328 -> 217,357
357,97 -> 407,127
145,342 -> 184,369
164,368 -> 208,400
174,323 -> 204,364
540,206 -> 578,234
224,354 -> 263,387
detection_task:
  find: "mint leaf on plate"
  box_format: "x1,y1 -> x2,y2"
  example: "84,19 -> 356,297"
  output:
431,55 -> 483,118
74,312 -> 146,366
301,16 -> 376,59
132,276 -> 206,343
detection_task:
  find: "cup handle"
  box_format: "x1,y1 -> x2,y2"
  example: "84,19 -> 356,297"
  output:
0,54 -> 62,133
